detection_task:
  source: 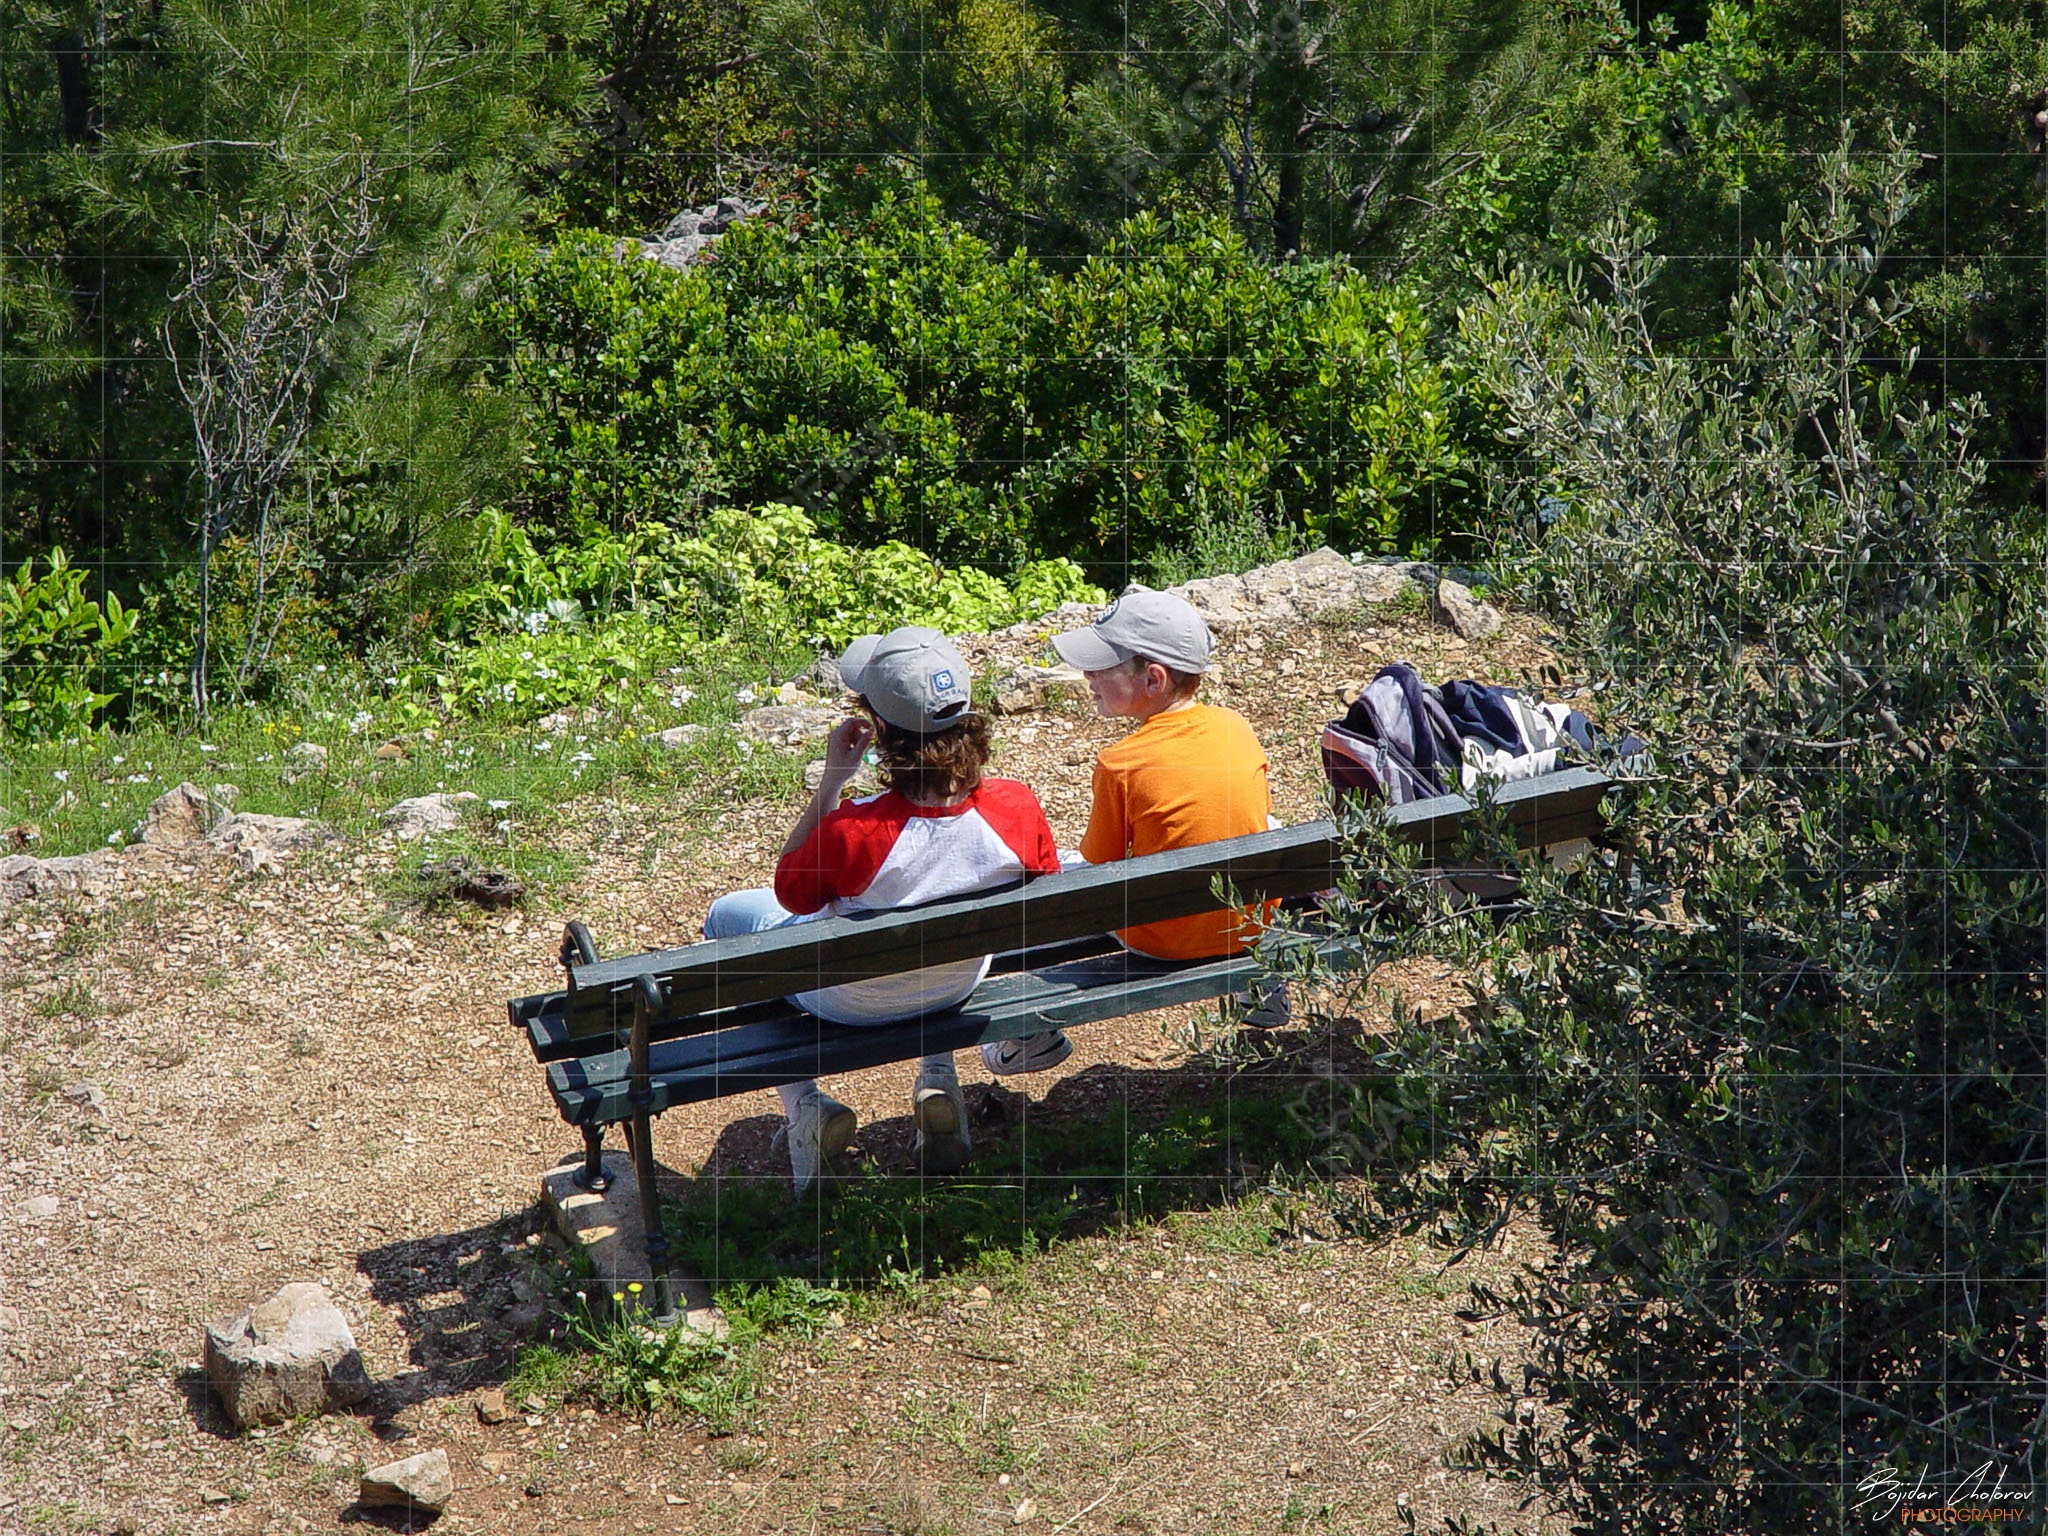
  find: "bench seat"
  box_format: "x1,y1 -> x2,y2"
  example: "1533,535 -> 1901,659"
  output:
537,939 -> 1273,1124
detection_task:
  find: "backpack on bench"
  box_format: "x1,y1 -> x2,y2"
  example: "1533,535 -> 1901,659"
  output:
1319,663 -> 1465,806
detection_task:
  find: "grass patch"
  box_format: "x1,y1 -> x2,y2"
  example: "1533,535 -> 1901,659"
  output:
506,1342 -> 576,1407
556,1275 -> 841,1432
31,980 -> 99,1019
0,630 -> 815,861
668,1044 -> 1394,1293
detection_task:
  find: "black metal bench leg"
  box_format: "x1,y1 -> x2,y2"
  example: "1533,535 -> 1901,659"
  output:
573,1123 -> 613,1192
630,975 -> 678,1325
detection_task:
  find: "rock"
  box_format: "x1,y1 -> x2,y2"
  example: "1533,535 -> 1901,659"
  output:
0,851 -> 121,906
1170,572 -> 1251,630
1278,547 -> 1372,618
1353,561 -> 1418,604
203,1282 -> 372,1428
283,741 -> 328,771
501,1300 -> 549,1335
479,1453 -> 512,1475
1012,1496 -> 1037,1525
383,793 -> 480,842
804,652 -> 844,694
804,760 -> 882,796
206,813 -> 328,873
59,1080 -> 106,1116
142,782 -> 222,846
358,1449 -> 453,1515
1433,578 -> 1502,641
988,600 -> 1101,643
199,1488 -> 231,1506
740,704 -> 841,749
475,1388 -> 509,1425
656,724 -> 708,751
14,1195 -> 60,1221
990,664 -> 1085,715
640,197 -> 765,269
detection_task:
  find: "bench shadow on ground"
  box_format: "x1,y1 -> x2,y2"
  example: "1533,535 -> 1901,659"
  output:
338,1021 -> 1401,1418
663,1021 -> 1399,1291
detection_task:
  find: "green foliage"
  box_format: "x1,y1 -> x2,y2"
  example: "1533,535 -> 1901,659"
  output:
758,0 -> 1569,265
1299,141 -> 2045,1527
1,0 -> 601,644
562,1277 -> 840,1429
427,502 -> 1102,717
0,549 -> 139,740
549,0 -> 789,231
1411,0 -> 2045,508
120,536 -> 345,721
647,504 -> 1105,649
490,172 -> 1472,571
425,611 -> 676,716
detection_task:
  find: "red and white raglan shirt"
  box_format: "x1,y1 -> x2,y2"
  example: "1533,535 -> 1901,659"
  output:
772,778 -> 1060,1025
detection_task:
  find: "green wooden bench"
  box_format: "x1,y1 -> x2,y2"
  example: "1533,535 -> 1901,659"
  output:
509,766 -> 1612,1320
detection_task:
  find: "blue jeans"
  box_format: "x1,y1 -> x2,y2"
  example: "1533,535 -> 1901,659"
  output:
701,888 -> 955,1115
702,887 -> 803,941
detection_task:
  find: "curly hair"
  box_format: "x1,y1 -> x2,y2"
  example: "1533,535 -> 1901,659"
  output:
865,709 -> 991,802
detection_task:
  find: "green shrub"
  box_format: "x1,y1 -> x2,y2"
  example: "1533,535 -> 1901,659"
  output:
426,503 -> 1103,718
120,536 -> 345,721
0,548 -> 139,739
1290,137 -> 2044,1527
488,168 -> 1473,573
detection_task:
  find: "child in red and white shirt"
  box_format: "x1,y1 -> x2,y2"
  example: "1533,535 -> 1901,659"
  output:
703,627 -> 1059,1193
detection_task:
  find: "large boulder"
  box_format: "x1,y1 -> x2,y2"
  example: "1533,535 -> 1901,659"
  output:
203,1282 -> 371,1428
207,813 -> 329,874
638,196 -> 765,270
740,704 -> 840,749
359,1449 -> 454,1515
1432,577 -> 1503,641
989,665 -> 1085,715
0,852 -> 121,906
383,792 -> 479,842
141,782 -> 223,846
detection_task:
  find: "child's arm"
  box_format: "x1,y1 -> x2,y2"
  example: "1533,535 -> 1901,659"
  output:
1077,759 -> 1127,865
779,716 -> 874,858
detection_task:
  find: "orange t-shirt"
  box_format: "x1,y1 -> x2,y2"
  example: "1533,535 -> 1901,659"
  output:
1078,703 -> 1273,959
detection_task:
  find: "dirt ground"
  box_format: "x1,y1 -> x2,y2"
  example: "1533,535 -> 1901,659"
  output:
0,611 -> 1574,1536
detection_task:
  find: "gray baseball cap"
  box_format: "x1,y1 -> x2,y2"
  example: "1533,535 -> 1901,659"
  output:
1051,589 -> 1214,675
837,626 -> 978,734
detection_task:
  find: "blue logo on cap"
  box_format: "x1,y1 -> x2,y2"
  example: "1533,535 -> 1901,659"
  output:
932,669 -> 956,693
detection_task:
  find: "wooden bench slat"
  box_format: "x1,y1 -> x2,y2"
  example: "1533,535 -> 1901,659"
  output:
511,933 -> 1137,1064
547,768 -> 1610,1038
546,946 -> 1269,1124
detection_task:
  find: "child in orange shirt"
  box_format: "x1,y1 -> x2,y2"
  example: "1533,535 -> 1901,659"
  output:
980,591 -> 1284,1077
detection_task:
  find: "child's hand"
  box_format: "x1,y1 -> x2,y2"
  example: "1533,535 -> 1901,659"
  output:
820,716 -> 874,780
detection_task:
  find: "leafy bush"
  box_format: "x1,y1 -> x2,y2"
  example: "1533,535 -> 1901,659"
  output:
120,535 -> 345,720
428,503 -> 1104,717
488,168 -> 1472,573
0,548 -> 139,739
1291,139 -> 2044,1527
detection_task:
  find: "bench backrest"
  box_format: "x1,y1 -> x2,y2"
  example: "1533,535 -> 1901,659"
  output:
547,767 -> 1611,1041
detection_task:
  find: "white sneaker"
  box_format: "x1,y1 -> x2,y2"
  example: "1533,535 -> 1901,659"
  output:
1236,979 -> 1291,1030
979,1030 -> 1073,1076
781,1088 -> 857,1196
912,1065 -> 972,1173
